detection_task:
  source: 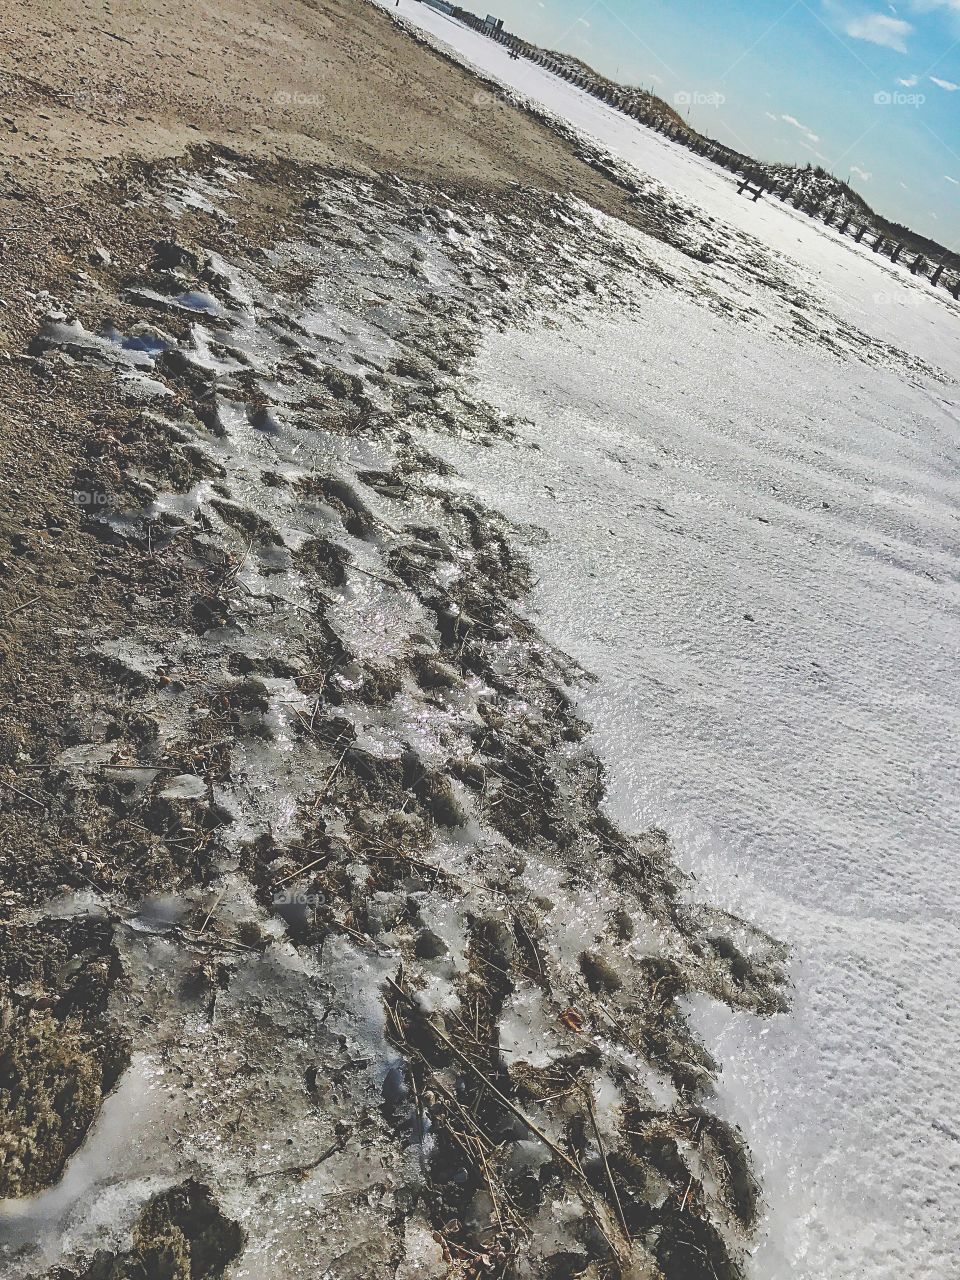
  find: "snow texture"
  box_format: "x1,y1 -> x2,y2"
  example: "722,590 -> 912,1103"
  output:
382,4 -> 960,1277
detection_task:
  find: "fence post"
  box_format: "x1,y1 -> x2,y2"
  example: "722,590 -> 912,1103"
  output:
872,234 -> 884,253
931,262 -> 945,287
910,254 -> 926,276
855,225 -> 866,242
890,243 -> 903,263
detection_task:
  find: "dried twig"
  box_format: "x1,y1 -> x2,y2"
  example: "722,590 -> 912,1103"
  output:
197,888 -> 225,937
314,746 -> 349,805
585,1088 -> 631,1240
248,1133 -> 348,1182
273,850 -> 332,885
680,1174 -> 694,1214
0,778 -> 47,808
7,595 -> 41,617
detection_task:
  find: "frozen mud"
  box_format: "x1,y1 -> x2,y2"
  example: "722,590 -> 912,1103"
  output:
0,154 -> 798,1279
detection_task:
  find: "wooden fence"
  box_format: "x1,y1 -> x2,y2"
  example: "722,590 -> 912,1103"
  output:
454,12 -> 960,301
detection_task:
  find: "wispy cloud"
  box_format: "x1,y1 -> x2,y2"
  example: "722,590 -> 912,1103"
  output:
930,75 -> 960,89
851,164 -> 872,180
845,13 -> 913,51
946,175 -> 960,184
897,74 -> 920,85
782,113 -> 821,143
799,140 -> 829,160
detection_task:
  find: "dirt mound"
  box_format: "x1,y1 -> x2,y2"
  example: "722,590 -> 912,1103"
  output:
0,917 -> 128,1198
48,1181 -> 243,1280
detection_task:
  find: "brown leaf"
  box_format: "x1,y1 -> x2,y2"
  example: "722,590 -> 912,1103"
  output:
559,1006 -> 584,1033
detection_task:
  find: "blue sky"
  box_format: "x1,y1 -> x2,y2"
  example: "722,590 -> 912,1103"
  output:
482,0 -> 960,242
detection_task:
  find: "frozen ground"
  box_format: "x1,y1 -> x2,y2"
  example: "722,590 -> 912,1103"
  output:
1,159 -> 798,1280
377,4 -> 960,1278
2,8 -> 957,1272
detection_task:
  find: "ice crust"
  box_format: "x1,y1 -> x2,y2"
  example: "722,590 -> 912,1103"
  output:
437,256 -> 959,1280
372,8 -> 960,1274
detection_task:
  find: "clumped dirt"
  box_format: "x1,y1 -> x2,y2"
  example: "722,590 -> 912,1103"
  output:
0,917 -> 128,1198
47,1181 -> 244,1280
0,145 -> 790,1280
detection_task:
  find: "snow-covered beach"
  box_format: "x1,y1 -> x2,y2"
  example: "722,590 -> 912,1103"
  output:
381,3 -> 960,1275
1,1 -> 957,1275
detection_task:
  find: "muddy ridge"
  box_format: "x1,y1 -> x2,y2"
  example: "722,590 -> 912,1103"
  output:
0,149 -> 789,1280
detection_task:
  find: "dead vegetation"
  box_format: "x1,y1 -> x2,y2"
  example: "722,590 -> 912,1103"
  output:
0,151 -> 789,1279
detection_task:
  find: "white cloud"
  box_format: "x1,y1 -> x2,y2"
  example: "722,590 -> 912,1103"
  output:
851,164 -> 872,180
930,75 -> 960,89
897,74 -> 920,85
765,110 -> 779,120
845,14 -> 913,51
946,175 -> 960,183
575,17 -> 590,25
782,113 -> 821,143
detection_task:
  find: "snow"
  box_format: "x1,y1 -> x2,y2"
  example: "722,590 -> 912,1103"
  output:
446,260 -> 959,1280
445,268 -> 959,1277
377,6 -> 960,1276
382,0 -> 959,365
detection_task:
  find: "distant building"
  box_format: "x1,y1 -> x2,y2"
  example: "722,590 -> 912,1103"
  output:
421,0 -> 454,13
482,14 -> 505,31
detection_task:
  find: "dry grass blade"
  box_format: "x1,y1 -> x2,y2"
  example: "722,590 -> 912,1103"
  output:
385,975 -> 632,1265
585,1087 -> 631,1241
